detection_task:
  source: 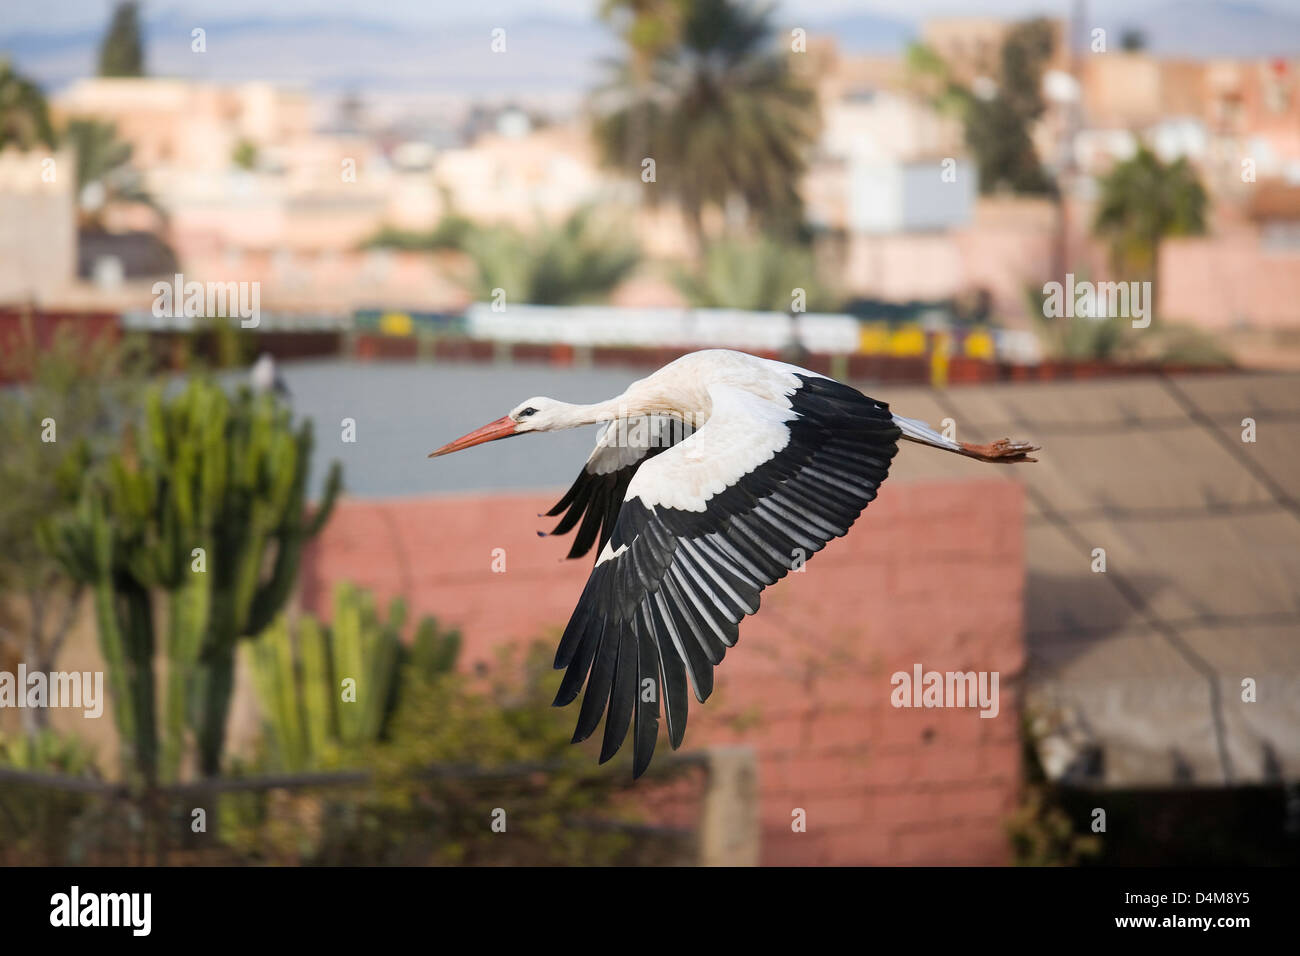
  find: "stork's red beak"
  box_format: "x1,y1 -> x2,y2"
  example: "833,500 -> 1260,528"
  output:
428,415 -> 519,458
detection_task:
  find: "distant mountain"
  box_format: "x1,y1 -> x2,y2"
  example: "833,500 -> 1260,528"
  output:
800,12 -> 917,54
1,1 -> 1296,100
1096,0 -> 1300,59
0,12 -> 617,96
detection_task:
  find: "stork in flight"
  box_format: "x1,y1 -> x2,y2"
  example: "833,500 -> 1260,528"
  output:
429,349 -> 1038,777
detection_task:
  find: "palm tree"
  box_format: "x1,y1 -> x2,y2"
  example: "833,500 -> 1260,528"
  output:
598,0 -> 687,163
1093,146 -> 1207,283
592,0 -> 820,245
462,207 -> 640,306
674,236 -> 837,312
61,118 -> 159,228
0,60 -> 55,150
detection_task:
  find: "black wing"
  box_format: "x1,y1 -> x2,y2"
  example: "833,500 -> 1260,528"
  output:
543,413 -> 695,559
551,376 -> 901,777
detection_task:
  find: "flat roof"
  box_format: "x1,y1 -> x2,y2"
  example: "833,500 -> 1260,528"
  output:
882,371 -> 1300,788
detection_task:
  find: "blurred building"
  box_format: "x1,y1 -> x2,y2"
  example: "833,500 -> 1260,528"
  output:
920,17 -> 1008,85
41,78 -> 704,313
804,38 -> 1057,321
53,78 -> 313,174
0,148 -> 76,303
431,117 -> 694,262
49,78 -> 456,312
1063,53 -> 1300,341
1070,53 -> 1300,191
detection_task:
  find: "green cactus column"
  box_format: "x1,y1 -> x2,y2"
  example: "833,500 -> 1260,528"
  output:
248,584 -> 416,772
42,378 -> 341,783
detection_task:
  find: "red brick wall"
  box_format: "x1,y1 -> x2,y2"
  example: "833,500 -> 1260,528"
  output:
300,478 -> 1026,865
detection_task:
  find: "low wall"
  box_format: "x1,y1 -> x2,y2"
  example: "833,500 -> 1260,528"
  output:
301,477 -> 1026,865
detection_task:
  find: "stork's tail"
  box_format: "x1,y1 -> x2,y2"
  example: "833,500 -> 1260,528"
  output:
892,414 -> 1040,464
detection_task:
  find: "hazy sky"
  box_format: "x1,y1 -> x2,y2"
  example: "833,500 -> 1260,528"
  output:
7,0 -> 1298,34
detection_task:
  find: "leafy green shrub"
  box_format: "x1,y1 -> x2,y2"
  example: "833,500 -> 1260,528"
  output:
361,215 -> 476,252
1006,714 -> 1102,866
674,236 -> 837,312
220,629 -> 687,866
461,207 -> 640,305
0,325 -> 146,727
0,728 -> 100,776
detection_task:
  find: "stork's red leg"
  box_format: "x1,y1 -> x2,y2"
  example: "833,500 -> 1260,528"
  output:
957,438 -> 1040,464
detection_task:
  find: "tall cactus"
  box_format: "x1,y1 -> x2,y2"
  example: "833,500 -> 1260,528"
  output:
250,584 -> 420,772
41,378 -> 341,783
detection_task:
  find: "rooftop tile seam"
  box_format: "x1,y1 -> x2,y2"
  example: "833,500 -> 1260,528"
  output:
1029,608 -> 1300,642
1020,482 -> 1239,782
932,375 -> 1240,784
937,412 -> 1300,436
1024,501 -> 1290,525
1160,374 -> 1300,519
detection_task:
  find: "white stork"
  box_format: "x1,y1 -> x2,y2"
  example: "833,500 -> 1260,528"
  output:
251,352 -> 290,398
428,349 -> 1038,777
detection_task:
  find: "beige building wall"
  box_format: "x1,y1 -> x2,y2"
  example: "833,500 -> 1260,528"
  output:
54,78 -> 312,175
1160,234 -> 1300,330
840,197 -> 1058,320
0,149 -> 77,305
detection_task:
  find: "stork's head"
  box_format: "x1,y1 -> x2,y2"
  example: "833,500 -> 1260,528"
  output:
428,396 -> 576,458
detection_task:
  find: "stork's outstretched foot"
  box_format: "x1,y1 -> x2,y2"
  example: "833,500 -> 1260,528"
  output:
958,438 -> 1040,463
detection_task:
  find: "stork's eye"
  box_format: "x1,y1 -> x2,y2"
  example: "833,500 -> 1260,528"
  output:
518,407 -> 538,418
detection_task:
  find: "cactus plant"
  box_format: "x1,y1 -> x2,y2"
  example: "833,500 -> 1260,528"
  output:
40,378 -> 341,783
249,584 -> 444,772
0,728 -> 100,776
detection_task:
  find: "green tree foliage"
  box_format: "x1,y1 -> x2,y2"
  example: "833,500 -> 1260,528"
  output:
593,0 -> 820,243
0,327 -> 145,733
0,729 -> 103,864
1006,714 -> 1102,865
360,641 -> 668,865
219,619 -> 686,865
0,59 -> 55,150
361,214 -> 476,253
1093,145 -> 1207,282
0,728 -> 99,776
462,207 -> 640,305
1026,280 -> 1131,361
675,236 -> 838,312
600,0 -> 687,68
41,379 -> 342,784
98,1 -> 145,78
908,18 -> 1057,196
214,637 -> 686,865
596,0 -> 688,166
963,97 -> 1054,197
231,138 -> 258,171
61,118 -> 158,228
1027,279 -> 1231,366
999,19 -> 1054,123
1119,29 -> 1147,52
